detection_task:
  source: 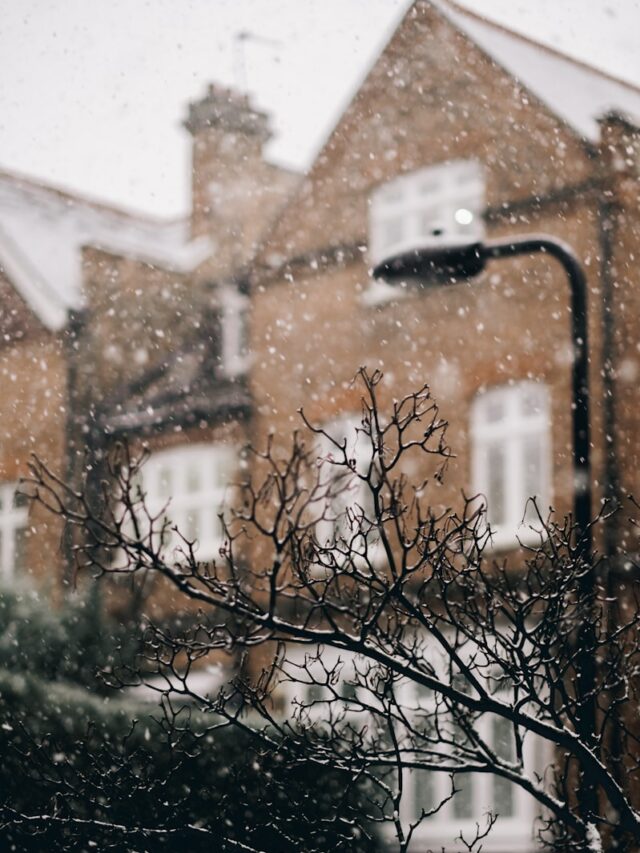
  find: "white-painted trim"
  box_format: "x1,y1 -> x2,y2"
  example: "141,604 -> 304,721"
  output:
315,414 -> 375,552
86,234 -> 213,275
471,382 -> 551,550
219,285 -> 251,378
368,160 -> 485,268
142,443 -> 236,561
0,482 -> 29,579
0,227 -> 68,330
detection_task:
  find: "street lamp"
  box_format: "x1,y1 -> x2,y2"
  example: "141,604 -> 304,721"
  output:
372,233 -> 592,562
372,227 -> 596,819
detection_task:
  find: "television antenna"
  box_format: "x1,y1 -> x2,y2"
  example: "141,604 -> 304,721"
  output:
233,30 -> 281,93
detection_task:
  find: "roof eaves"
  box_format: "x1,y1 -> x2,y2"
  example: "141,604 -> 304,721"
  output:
0,225 -> 68,331
83,234 -> 213,275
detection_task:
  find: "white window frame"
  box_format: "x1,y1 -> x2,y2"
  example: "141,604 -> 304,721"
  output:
282,638 -> 542,852
219,285 -> 250,378
400,681 -> 540,852
315,415 -> 377,559
368,159 -> 485,269
0,482 -> 28,580
142,444 -> 236,561
471,382 -> 551,551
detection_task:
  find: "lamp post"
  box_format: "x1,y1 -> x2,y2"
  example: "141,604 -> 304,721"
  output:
373,233 -> 592,563
373,231 -> 597,821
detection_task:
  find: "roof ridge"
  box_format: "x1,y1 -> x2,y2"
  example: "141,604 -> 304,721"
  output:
440,0 -> 640,95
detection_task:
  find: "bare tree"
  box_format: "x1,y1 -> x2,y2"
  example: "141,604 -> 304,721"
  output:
18,368 -> 640,852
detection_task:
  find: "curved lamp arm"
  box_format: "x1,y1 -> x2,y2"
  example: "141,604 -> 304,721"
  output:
480,235 -> 591,560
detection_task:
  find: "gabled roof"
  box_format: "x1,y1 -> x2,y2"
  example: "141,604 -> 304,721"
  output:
0,171 -> 211,332
436,1 -> 640,142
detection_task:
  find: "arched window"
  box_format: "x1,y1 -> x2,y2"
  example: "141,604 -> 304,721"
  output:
142,444 -> 236,561
471,382 -> 551,549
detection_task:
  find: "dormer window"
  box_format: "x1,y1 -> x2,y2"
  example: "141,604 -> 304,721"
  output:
368,160 -> 485,270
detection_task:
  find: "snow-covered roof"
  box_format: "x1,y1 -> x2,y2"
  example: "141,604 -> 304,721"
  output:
0,171 -> 212,331
435,1 -> 640,142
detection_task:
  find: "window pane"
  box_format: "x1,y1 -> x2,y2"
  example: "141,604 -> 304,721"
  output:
306,682 -> 326,703
493,774 -> 514,818
212,508 -> 224,542
485,397 -> 503,423
157,466 -> 173,499
492,716 -> 515,816
184,510 -> 199,542
453,774 -> 474,819
521,386 -> 544,416
237,307 -> 249,358
382,218 -> 403,247
411,769 -> 436,817
420,211 -> 443,236
419,176 -> 440,195
414,680 -> 434,709
493,715 -> 515,760
13,525 -> 28,572
486,444 -> 506,526
340,679 -> 357,700
215,451 -> 236,488
380,184 -> 403,204
523,435 -> 544,520
13,490 -> 29,509
186,464 -> 201,493
159,518 -> 174,551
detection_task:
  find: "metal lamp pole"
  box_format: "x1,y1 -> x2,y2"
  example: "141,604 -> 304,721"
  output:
480,235 -> 596,822
375,232 -> 597,820
480,235 -> 592,561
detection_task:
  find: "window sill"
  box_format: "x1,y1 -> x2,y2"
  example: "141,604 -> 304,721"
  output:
360,277 -> 409,307
397,821 -> 536,853
220,355 -> 252,379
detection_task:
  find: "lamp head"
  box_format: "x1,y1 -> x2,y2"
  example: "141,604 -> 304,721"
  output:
372,239 -> 486,285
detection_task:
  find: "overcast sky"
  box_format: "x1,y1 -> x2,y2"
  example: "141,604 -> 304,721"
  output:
1,0 -> 639,218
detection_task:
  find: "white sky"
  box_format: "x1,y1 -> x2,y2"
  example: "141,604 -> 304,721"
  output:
1,0 -> 639,218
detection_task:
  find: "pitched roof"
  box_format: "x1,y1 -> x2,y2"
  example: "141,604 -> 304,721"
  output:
435,1 -> 640,141
0,171 -> 211,331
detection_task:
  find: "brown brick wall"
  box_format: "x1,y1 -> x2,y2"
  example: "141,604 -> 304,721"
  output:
191,129 -> 296,278
250,195 -> 607,549
247,0 -> 615,557
600,116 -> 640,557
0,286 -> 68,583
79,247 -> 206,400
257,2 -> 594,266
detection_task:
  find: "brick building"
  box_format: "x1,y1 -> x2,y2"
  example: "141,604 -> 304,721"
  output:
1,1 -> 640,848
0,83 -> 296,591
248,2 -> 640,848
